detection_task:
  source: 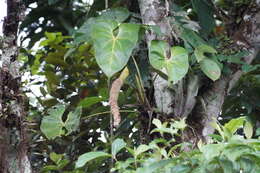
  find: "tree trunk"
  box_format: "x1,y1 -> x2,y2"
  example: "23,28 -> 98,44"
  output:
0,0 -> 32,172
138,0 -> 260,144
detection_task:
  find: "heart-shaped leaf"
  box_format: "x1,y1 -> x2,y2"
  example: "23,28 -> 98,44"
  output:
149,40 -> 189,84
200,58 -> 221,81
92,20 -> 140,77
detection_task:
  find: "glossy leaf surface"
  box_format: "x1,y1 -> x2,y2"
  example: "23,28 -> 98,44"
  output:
92,20 -> 140,77
200,58 -> 221,81
149,40 -> 189,84
75,152 -> 111,168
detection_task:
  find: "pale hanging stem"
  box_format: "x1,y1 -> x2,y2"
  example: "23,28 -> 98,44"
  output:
105,0 -> 108,9
107,78 -> 114,170
165,0 -> 169,16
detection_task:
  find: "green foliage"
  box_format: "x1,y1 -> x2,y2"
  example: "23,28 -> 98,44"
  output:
19,1 -> 260,173
64,106 -> 82,135
199,58 -> 221,81
98,7 -> 130,22
75,152 -> 111,168
91,20 -> 140,77
40,105 -> 82,139
149,40 -> 189,84
40,105 -> 66,139
78,96 -> 106,108
77,118 -> 260,173
21,0 -> 88,48
41,152 -> 70,172
191,0 -> 215,35
166,47 -> 189,84
194,44 -> 217,62
74,7 -> 131,45
224,116 -> 246,134
112,138 -> 127,159
24,24 -> 139,171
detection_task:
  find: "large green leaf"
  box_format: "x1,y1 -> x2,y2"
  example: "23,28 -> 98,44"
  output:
40,105 -> 65,139
40,105 -> 82,139
149,40 -> 189,84
75,8 -> 130,44
75,152 -> 111,168
135,144 -> 150,157
224,116 -> 246,134
172,118 -> 186,130
181,28 -> 206,47
112,138 -> 126,159
200,58 -> 221,81
92,20 -> 140,77
222,144 -> 254,162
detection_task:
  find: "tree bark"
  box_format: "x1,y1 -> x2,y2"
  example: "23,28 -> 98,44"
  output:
193,3 -> 260,141
138,0 -> 174,116
0,0 -> 32,172
138,0 -> 260,144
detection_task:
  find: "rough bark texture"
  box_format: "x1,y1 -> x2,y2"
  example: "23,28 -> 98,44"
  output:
0,0 -> 32,172
138,0 -> 260,144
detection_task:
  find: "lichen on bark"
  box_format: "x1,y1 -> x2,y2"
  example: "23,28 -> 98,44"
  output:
0,0 -> 32,172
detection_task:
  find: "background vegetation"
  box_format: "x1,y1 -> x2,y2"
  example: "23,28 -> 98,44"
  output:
0,0 -> 260,172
